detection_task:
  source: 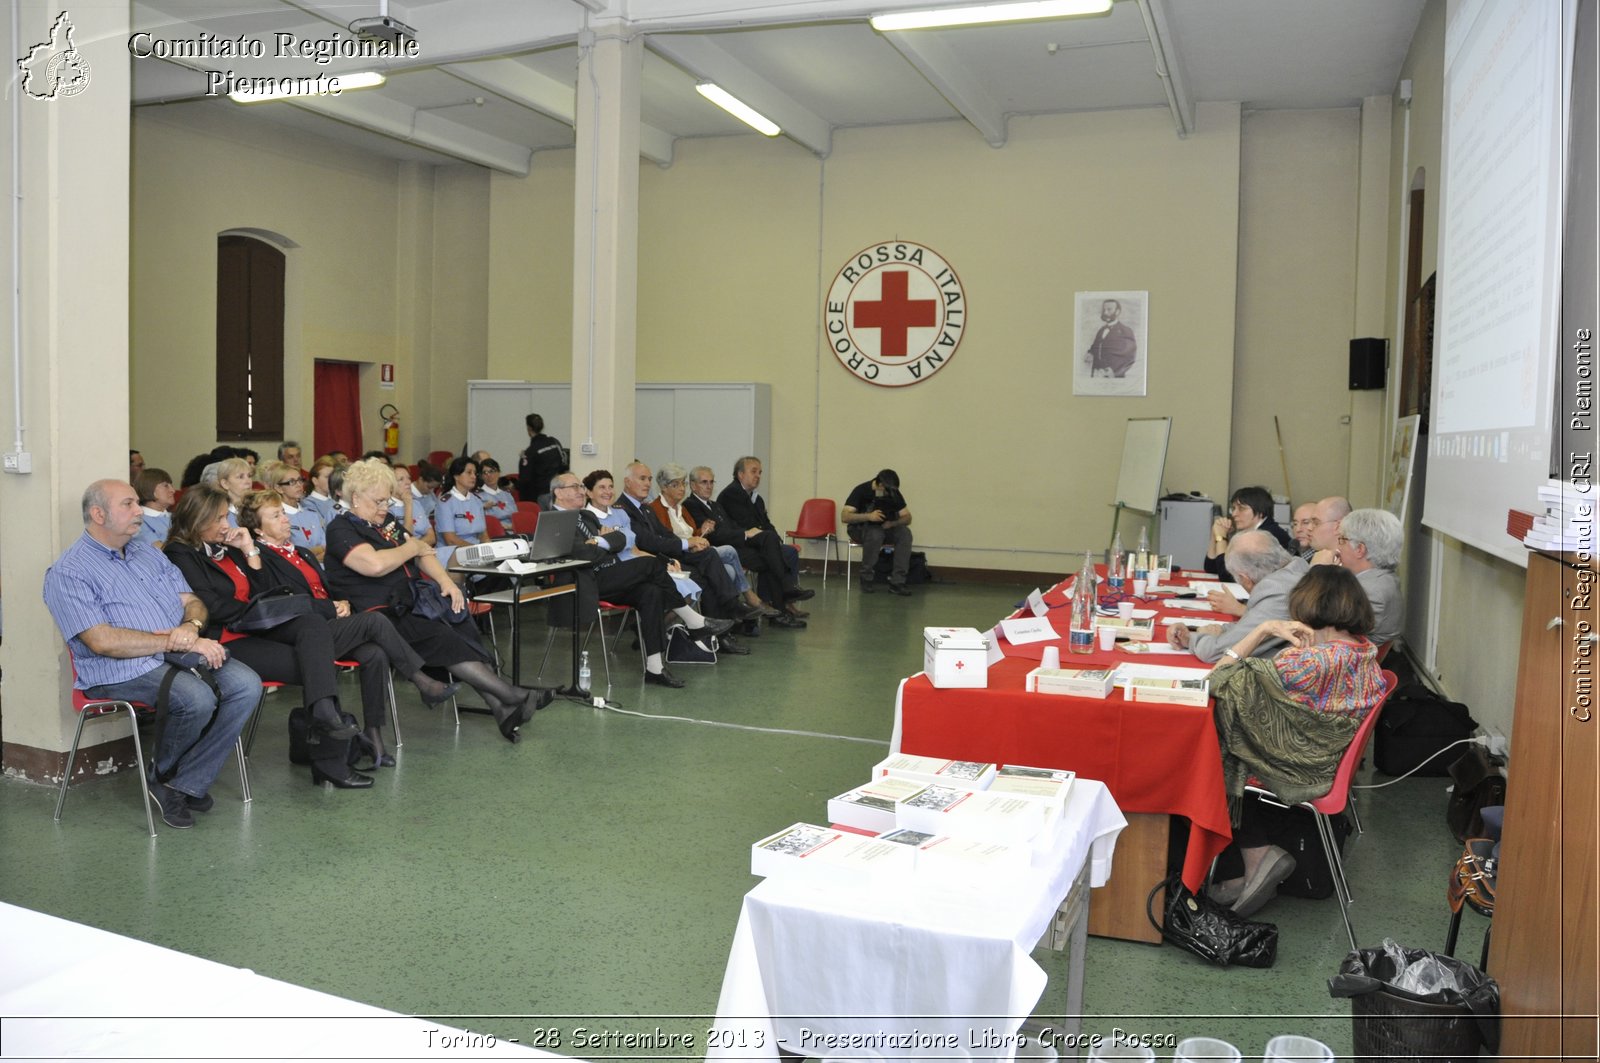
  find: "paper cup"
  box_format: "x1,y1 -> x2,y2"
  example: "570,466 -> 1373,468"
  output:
1262,1035 -> 1333,1063
1041,646 -> 1061,669
1132,578 -> 1147,597
1098,627 -> 1116,651
1117,601 -> 1135,621
1174,1038 -> 1241,1062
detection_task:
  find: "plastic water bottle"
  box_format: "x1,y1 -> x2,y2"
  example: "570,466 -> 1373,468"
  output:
577,651 -> 592,695
1107,533 -> 1125,595
1134,527 -> 1150,582
1069,551 -> 1096,654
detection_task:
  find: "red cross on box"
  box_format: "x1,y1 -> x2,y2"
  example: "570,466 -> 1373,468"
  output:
853,270 -> 936,359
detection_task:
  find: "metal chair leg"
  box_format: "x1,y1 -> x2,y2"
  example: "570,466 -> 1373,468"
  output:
385,669 -> 402,750
1316,811 -> 1357,952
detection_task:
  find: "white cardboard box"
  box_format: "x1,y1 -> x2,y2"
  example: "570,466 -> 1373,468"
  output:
923,626 -> 990,688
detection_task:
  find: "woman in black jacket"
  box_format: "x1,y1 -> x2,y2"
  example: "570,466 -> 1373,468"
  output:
239,489 -> 459,766
166,487 -> 429,785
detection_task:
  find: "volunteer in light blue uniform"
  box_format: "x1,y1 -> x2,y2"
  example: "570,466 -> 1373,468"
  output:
433,456 -> 487,567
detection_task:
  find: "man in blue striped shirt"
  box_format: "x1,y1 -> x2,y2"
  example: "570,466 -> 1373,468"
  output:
43,480 -> 260,829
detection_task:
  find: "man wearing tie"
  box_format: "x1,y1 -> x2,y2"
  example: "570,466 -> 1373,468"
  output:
1086,298 -> 1137,378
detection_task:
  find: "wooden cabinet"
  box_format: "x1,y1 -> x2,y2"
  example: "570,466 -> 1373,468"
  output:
1489,551 -> 1598,1060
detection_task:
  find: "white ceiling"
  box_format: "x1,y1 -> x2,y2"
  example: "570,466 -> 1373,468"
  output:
129,0 -> 1427,173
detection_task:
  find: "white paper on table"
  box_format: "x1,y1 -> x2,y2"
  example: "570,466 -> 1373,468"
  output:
1117,642 -> 1193,655
999,616 -> 1058,645
1218,582 -> 1248,600
1167,599 -> 1230,612
1026,588 -> 1048,617
986,628 -> 1005,666
1185,571 -> 1220,580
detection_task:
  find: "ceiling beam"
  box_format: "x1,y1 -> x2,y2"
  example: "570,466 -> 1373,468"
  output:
286,91 -> 534,174
443,58 -> 677,166
880,30 -> 1007,148
646,35 -> 832,157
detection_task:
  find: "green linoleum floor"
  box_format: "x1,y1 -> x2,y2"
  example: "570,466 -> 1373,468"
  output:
0,576 -> 1484,1059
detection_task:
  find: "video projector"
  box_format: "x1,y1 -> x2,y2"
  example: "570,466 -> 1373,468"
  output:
455,538 -> 528,566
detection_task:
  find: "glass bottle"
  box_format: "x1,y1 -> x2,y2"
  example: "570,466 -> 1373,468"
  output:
1108,533 -> 1126,594
1069,551 -> 1096,654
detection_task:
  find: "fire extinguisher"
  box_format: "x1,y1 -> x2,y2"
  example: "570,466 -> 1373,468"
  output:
380,404 -> 400,457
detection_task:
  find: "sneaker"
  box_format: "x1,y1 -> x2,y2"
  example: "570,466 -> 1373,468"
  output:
887,582 -> 912,597
146,775 -> 194,829
185,792 -> 215,814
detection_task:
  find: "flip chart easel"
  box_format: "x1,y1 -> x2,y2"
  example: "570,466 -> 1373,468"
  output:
1109,417 -> 1172,552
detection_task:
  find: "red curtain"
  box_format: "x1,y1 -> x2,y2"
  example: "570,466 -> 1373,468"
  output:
313,361 -> 362,459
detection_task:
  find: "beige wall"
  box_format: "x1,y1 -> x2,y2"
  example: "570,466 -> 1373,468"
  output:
1231,108 -> 1362,507
1385,0 -> 1524,739
130,105 -> 490,470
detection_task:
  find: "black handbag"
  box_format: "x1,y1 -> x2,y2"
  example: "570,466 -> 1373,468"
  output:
1148,875 -> 1278,968
405,574 -> 461,622
230,586 -> 314,632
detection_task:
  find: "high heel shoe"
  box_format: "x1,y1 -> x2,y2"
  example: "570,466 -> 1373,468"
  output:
417,678 -> 460,708
310,764 -> 374,789
353,733 -> 395,770
496,708 -> 523,744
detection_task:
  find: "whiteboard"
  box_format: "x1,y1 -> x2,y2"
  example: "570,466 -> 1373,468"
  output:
1114,417 -> 1171,515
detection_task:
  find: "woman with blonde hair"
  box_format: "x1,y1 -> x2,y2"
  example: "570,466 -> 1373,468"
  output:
323,459 -> 549,743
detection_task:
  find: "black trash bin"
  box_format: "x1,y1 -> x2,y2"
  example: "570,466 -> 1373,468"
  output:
1329,942 -> 1499,1061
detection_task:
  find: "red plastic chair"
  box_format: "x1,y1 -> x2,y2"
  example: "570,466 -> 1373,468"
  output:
485,515 -> 507,539
510,508 -> 540,536
787,498 -> 854,587
426,450 -> 454,469
56,659 -> 253,836
1243,668 -> 1400,951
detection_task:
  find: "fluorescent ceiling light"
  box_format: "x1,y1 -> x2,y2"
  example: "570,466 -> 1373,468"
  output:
695,82 -> 781,137
871,0 -> 1111,32
229,70 -> 385,104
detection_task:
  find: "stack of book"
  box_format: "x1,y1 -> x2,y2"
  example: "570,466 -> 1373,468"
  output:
877,828 -> 1030,883
828,776 -> 929,834
1025,666 -> 1116,698
1521,480 -> 1596,552
873,753 -> 997,790
1092,615 -> 1156,641
893,784 -> 1050,845
1124,676 -> 1210,706
988,764 -> 1075,820
750,823 -> 916,882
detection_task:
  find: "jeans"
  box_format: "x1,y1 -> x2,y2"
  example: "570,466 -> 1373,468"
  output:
89,658 -> 261,799
716,544 -> 750,594
858,524 -> 913,585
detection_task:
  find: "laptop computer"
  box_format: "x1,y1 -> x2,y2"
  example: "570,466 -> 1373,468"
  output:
524,507 -> 580,562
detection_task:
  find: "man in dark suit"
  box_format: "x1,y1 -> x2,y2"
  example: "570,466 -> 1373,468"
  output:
616,462 -> 761,624
699,459 -> 811,628
1086,298 -> 1137,378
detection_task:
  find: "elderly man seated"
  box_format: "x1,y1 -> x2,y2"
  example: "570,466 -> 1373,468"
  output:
43,480 -> 260,830
1169,531 -> 1310,664
1334,507 -> 1405,649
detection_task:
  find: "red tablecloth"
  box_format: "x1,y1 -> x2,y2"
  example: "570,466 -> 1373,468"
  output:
896,571 -> 1235,892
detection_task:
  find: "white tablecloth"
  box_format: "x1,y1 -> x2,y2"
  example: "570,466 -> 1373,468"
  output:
0,902 -> 569,1060
709,779 -> 1125,1062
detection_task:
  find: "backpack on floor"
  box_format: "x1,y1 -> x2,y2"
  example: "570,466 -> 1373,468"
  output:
287,705 -> 359,768
870,550 -> 934,585
1375,684 -> 1476,776
1244,798 -> 1354,901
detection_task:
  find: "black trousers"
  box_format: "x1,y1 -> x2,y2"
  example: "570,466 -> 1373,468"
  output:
593,556 -> 681,656
736,528 -> 793,605
230,611 -> 418,732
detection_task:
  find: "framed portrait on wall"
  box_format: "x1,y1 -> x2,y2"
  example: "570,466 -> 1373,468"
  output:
1073,291 -> 1148,397
1384,414 -> 1421,525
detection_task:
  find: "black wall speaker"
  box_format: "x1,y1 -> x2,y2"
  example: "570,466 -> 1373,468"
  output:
1349,337 -> 1388,390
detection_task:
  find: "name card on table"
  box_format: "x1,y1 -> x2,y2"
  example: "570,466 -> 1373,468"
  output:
999,616 -> 1057,645
1026,588 -> 1049,616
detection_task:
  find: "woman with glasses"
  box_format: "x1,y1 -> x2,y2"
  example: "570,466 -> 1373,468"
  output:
1204,485 -> 1294,586
476,457 -> 515,523
259,459 -> 324,558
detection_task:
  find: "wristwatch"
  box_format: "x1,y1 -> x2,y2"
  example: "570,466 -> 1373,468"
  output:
186,618 -> 204,632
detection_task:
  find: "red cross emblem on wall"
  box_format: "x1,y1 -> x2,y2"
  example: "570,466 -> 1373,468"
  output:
853,271 -> 937,359
825,240 -> 966,388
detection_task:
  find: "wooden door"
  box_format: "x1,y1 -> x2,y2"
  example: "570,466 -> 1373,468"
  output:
1490,551 -> 1598,1060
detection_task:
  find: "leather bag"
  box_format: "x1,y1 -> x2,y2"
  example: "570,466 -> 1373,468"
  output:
1147,875 -> 1278,968
230,586 -> 314,632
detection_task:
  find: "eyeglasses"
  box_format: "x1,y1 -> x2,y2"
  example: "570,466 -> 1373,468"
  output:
276,480 -> 300,487
1337,535 -> 1360,546
554,482 -> 583,491
694,478 -> 714,485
